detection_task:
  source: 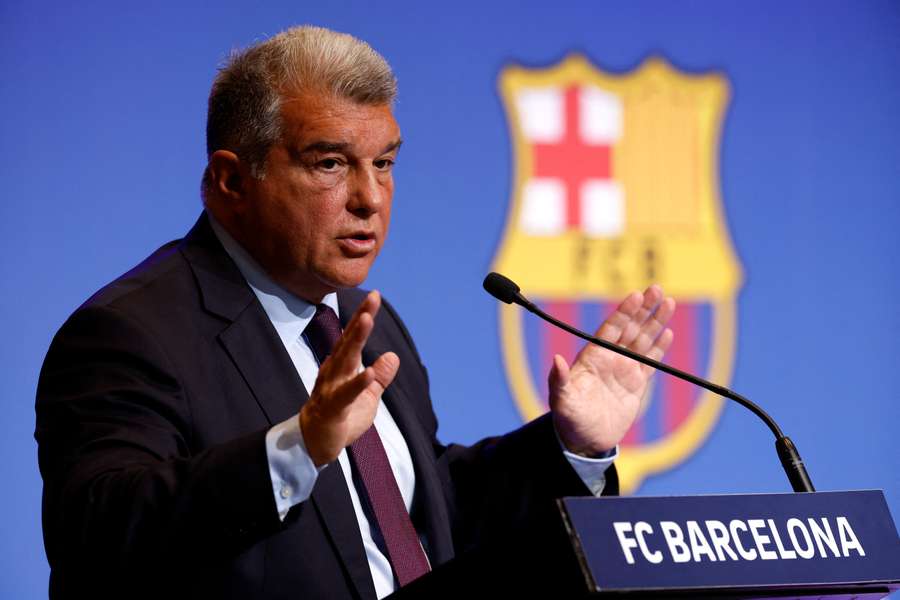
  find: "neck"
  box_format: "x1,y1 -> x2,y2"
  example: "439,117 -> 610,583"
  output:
205,208 -> 336,306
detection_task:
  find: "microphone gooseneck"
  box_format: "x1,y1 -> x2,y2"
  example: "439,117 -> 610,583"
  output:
483,271 -> 815,493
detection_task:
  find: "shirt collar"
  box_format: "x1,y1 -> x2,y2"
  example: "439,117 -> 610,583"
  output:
208,214 -> 339,348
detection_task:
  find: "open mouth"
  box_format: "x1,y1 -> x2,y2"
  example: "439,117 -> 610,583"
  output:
337,232 -> 377,255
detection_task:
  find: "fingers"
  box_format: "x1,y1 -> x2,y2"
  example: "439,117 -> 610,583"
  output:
338,290 -> 381,355
646,328 -> 674,362
630,284 -> 663,320
641,327 -> 674,377
630,296 -> 676,354
313,351 -> 399,417
596,285 -> 674,351
311,292 -> 398,410
595,289 -> 646,344
323,291 -> 381,377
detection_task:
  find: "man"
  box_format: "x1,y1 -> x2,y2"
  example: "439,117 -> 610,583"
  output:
36,26 -> 675,599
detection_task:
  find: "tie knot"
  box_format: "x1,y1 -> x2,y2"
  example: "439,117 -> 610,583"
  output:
305,304 -> 342,364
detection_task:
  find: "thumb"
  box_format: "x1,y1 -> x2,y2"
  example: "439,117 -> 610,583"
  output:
547,354 -> 570,409
370,351 -> 400,392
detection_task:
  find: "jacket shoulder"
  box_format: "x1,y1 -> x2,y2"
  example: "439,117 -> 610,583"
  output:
79,238 -> 187,312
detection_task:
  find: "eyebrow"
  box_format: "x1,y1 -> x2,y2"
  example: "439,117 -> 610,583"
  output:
299,141 -> 348,154
297,139 -> 403,156
381,139 -> 403,154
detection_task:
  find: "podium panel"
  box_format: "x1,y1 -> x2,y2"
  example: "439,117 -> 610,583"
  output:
561,490 -> 900,598
390,490 -> 900,599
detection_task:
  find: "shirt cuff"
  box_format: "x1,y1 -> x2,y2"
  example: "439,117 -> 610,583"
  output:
554,429 -> 618,497
265,415 -> 326,521
563,446 -> 617,496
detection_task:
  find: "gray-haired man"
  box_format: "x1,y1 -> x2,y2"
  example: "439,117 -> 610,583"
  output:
36,26 -> 675,599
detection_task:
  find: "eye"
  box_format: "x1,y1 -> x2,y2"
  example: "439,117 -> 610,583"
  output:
374,158 -> 395,171
317,158 -> 343,171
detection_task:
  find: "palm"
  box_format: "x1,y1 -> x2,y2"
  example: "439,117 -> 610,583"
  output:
549,285 -> 675,456
342,387 -> 381,439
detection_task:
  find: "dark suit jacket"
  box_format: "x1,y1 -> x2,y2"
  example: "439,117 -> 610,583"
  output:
35,213 -> 617,599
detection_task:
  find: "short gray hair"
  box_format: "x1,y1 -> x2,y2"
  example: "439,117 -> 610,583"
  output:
204,25 -> 397,182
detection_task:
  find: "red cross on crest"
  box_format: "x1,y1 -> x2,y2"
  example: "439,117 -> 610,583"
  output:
532,86 -> 612,230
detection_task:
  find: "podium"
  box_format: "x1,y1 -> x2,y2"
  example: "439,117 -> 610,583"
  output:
389,490 -> 900,599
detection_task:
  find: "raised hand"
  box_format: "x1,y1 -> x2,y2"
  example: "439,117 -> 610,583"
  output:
298,291 -> 400,466
549,285 -> 675,456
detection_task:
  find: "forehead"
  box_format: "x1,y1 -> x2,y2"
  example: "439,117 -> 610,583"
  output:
278,91 -> 400,149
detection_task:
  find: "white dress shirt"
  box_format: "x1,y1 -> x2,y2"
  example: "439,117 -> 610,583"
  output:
208,216 -> 617,599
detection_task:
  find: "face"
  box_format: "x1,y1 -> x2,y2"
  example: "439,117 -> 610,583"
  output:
234,91 -> 401,303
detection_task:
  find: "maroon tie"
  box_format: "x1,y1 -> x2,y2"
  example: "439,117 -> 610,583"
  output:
304,304 -> 431,587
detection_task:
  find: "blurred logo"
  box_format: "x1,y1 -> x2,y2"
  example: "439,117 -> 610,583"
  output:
493,55 -> 743,493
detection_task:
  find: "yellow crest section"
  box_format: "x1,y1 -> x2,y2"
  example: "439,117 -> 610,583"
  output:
493,55 -> 743,493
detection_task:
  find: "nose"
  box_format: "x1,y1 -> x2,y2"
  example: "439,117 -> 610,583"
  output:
348,164 -> 389,217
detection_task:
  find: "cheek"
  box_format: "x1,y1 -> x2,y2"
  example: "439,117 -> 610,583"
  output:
380,178 -> 394,223
279,180 -> 342,231
381,202 -> 393,241
304,194 -> 350,249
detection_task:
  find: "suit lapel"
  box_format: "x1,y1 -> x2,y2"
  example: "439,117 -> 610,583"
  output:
218,313 -> 305,425
181,213 -> 377,600
181,213 -> 303,425
310,465 -> 378,600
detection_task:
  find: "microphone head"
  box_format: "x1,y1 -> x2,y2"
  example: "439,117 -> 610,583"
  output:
483,272 -> 522,304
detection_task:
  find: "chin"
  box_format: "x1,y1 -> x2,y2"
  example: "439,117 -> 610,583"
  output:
321,266 -> 373,292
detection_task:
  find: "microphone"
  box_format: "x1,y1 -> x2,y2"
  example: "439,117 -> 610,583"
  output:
483,271 -> 815,493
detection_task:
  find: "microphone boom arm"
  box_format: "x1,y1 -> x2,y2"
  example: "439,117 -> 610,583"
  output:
485,272 -> 815,493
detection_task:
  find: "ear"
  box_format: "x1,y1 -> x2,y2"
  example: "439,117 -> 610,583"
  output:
206,150 -> 248,204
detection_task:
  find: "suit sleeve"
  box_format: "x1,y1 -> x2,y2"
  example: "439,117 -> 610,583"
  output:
436,414 -> 618,551
35,304 -> 283,586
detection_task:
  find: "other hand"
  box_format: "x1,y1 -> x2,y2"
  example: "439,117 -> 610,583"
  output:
549,285 -> 675,456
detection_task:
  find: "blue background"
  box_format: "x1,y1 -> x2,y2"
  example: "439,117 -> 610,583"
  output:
2,1 -> 898,596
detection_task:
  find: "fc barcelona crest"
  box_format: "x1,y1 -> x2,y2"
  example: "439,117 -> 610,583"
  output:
492,55 -> 743,493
